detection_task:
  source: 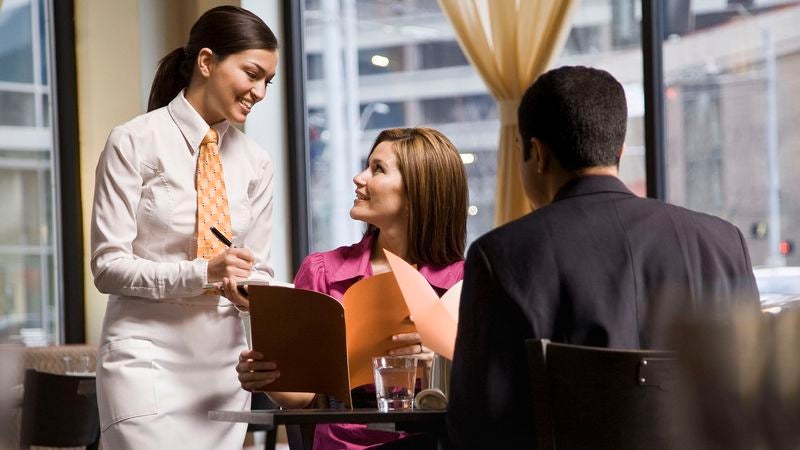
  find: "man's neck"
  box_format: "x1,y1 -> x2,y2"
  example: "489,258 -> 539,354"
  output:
575,166 -> 618,177
544,166 -> 619,206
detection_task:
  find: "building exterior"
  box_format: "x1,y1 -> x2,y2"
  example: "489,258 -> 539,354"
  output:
302,0 -> 800,270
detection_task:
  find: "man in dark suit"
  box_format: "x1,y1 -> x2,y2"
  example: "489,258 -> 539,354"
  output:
447,66 -> 759,449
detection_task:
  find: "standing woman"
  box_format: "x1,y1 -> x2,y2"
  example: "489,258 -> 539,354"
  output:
90,6 -> 277,449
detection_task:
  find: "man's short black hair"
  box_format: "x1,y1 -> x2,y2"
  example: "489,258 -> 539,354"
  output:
518,66 -> 627,169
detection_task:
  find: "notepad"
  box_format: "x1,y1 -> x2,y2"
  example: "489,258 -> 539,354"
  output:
202,270 -> 288,289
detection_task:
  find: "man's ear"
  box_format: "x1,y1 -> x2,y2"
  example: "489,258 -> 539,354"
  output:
618,143 -> 626,164
532,138 -> 549,174
196,47 -> 216,78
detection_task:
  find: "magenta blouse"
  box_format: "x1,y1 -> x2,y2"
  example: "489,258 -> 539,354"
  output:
292,231 -> 464,450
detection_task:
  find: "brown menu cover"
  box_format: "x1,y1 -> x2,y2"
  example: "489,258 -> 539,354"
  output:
248,285 -> 352,408
342,272 -> 416,389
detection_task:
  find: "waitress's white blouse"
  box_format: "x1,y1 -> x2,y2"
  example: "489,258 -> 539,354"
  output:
91,91 -> 273,449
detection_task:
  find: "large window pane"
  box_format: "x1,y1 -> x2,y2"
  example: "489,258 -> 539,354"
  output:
0,0 -> 33,83
663,1 -> 800,276
302,0 -> 644,253
0,0 -> 60,346
0,91 -> 36,126
558,0 -> 646,197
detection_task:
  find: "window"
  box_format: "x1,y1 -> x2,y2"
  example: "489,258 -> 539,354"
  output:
662,1 -> 800,267
418,41 -> 468,69
300,0 -> 645,254
357,46 -> 406,75
0,0 -> 61,346
682,82 -> 723,213
420,95 -> 497,125
558,0 -> 646,196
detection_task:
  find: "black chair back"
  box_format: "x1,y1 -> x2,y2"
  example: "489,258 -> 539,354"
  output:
526,339 -> 684,450
20,369 -> 100,449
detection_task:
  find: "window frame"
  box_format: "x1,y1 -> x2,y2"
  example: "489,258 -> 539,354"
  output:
52,0 -> 84,343
642,0 -> 667,201
283,0 -> 312,272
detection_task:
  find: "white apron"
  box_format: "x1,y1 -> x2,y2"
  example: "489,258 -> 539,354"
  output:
91,95 -> 273,449
97,296 -> 250,450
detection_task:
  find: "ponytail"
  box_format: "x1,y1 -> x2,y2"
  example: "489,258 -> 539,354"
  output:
147,47 -> 192,112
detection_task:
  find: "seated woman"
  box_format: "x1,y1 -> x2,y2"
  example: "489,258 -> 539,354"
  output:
226,127 -> 468,450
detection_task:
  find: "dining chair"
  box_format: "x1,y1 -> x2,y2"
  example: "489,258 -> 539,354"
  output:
19,369 -> 100,450
526,339 -> 686,450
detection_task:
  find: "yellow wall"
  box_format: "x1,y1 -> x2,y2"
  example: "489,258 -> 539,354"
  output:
75,0 -> 236,344
75,0 -> 142,345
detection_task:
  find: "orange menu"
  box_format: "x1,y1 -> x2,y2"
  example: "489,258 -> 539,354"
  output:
342,272 -> 417,389
384,250 -> 461,359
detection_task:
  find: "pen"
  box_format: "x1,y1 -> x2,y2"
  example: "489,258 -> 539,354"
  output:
210,226 -> 233,247
209,226 -> 249,298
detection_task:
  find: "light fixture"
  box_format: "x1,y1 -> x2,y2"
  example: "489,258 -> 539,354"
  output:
360,102 -> 391,130
460,153 -> 476,164
371,55 -> 390,67
468,206 -> 478,216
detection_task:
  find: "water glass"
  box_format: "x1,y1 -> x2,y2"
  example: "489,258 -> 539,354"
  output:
372,355 -> 417,412
63,355 -> 92,375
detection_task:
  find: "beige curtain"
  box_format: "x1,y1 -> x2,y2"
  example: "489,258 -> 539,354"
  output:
438,0 -> 579,226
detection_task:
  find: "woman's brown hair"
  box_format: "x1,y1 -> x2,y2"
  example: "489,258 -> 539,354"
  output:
147,6 -> 278,112
366,128 -> 468,266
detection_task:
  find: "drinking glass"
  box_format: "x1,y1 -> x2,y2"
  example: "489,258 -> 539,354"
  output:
372,355 -> 417,412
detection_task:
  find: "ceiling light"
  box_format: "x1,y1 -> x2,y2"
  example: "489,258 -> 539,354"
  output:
371,55 -> 390,67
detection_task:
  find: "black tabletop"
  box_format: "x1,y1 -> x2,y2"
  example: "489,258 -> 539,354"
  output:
209,408 -> 446,426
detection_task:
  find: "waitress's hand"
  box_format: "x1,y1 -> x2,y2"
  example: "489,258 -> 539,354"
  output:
221,277 -> 250,309
389,332 -> 434,363
207,248 -> 254,283
236,350 -> 280,392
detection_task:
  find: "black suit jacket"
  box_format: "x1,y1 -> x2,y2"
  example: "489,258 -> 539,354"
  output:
447,175 -> 759,449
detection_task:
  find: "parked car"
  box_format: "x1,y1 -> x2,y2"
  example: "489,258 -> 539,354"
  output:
753,266 -> 800,314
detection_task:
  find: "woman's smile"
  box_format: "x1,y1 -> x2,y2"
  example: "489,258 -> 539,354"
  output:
349,141 -> 407,229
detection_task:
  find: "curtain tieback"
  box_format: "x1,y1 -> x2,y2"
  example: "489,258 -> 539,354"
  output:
498,99 -> 520,126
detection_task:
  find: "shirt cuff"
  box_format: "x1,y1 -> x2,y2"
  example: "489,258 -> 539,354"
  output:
195,258 -> 209,287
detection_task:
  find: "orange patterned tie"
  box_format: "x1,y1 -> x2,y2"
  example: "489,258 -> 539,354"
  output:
196,128 -> 233,259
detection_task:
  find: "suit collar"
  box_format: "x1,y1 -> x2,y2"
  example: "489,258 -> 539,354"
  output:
552,175 -> 634,203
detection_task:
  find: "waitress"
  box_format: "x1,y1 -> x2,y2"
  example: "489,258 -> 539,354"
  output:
90,6 -> 278,449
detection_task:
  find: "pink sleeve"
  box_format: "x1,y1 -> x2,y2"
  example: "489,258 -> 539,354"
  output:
292,253 -> 330,294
